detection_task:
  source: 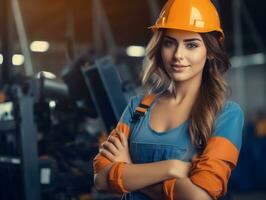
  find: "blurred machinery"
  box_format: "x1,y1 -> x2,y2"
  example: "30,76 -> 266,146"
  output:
0,55 -> 128,200
0,0 -> 130,198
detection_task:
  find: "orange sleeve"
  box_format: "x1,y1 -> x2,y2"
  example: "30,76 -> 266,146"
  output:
163,179 -> 176,200
162,137 -> 239,200
93,122 -> 131,193
108,162 -> 129,193
93,128 -> 116,174
189,137 -> 239,200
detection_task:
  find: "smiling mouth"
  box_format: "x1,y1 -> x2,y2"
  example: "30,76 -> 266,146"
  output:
171,64 -> 189,68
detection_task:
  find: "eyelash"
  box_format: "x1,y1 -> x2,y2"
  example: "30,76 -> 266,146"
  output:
162,39 -> 199,49
186,43 -> 198,49
162,40 -> 175,47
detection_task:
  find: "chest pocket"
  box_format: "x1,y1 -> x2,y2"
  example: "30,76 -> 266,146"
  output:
130,142 -> 193,163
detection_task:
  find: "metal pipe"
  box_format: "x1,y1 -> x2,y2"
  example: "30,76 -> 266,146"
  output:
92,0 -> 116,55
242,2 -> 266,53
11,0 -> 34,76
0,0 -> 12,87
147,0 -> 160,24
232,0 -> 246,110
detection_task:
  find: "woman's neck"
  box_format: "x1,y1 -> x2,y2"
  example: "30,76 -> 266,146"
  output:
169,75 -> 202,106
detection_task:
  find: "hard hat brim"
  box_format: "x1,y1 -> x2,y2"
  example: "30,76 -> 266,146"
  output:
148,25 -> 224,42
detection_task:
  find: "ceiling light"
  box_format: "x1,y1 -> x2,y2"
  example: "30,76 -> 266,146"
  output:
12,54 -> 24,66
126,46 -> 146,57
0,54 -> 3,64
30,41 -> 50,52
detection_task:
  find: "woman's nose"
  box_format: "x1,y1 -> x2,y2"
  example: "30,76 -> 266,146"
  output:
173,45 -> 184,60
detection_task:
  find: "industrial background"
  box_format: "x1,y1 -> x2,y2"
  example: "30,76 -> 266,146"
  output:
0,0 -> 265,200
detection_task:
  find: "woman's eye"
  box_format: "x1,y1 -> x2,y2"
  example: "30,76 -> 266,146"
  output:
186,43 -> 198,49
163,40 -> 175,47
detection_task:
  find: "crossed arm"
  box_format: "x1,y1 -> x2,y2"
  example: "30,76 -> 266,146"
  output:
140,178 -> 213,200
94,131 -> 212,200
94,103 -> 244,200
94,160 -> 199,199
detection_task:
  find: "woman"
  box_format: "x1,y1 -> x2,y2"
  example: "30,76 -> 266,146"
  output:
93,0 -> 244,199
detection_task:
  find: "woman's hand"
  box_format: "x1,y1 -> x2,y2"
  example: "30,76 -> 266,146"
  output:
168,160 -> 192,178
100,130 -> 132,164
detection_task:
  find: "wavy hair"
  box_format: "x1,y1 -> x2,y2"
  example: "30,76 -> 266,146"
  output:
141,30 -> 231,149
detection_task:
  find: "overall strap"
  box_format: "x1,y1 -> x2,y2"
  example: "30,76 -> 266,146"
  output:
131,94 -> 156,123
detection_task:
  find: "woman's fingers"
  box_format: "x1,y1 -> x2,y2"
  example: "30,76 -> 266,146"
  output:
108,135 -> 124,150
99,148 -> 115,161
117,131 -> 127,147
101,141 -> 120,156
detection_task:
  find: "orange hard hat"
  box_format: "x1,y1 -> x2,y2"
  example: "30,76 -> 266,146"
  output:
149,0 -> 224,40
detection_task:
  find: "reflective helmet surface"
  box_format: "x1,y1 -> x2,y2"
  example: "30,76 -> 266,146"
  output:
149,0 -> 224,40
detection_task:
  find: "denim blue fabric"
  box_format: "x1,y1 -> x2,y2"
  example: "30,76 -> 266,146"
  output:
119,94 -> 244,200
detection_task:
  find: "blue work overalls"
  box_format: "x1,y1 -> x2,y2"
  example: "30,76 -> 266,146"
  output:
122,95 -> 198,199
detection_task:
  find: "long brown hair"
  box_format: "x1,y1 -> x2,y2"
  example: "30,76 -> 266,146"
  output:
141,30 -> 230,149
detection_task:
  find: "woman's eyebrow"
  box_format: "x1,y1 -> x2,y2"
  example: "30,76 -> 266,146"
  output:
163,35 -> 177,42
183,38 -> 202,42
164,35 -> 202,43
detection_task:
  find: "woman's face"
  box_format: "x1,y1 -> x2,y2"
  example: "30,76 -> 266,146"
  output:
161,29 -> 207,83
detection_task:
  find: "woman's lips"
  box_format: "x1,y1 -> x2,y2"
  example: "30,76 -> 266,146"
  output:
170,64 -> 189,72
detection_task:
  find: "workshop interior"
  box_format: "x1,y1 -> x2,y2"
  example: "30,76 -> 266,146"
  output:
0,0 -> 266,200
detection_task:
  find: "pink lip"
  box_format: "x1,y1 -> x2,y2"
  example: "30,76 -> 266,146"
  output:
170,64 -> 189,72
171,64 -> 189,68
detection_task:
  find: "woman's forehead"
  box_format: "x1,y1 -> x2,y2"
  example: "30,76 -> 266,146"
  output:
164,29 -> 202,41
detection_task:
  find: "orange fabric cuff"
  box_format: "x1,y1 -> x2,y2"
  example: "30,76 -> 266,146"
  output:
202,137 -> 239,166
108,162 -> 129,193
93,122 -> 131,174
190,158 -> 231,199
93,153 -> 111,174
163,179 -> 176,200
93,129 -> 116,174
190,137 -> 239,199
